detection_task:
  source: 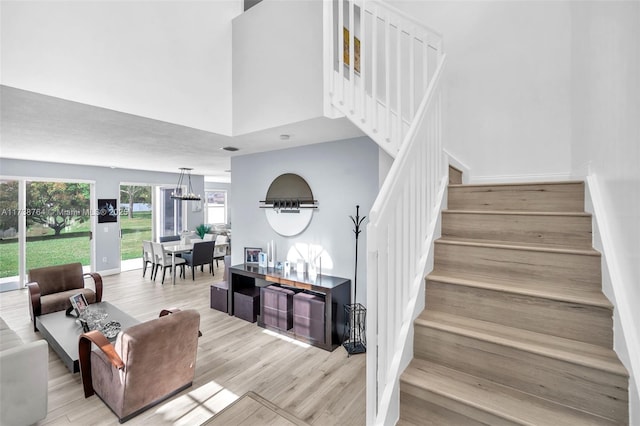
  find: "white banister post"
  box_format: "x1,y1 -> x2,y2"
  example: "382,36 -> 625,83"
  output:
371,4 -> 378,133
349,0 -> 355,114
409,28 -> 415,121
323,0 -> 335,117
396,22 -> 402,147
366,241 -> 378,424
338,0 -> 345,106
360,4 -> 367,123
423,32 -> 429,96
384,14 -> 391,142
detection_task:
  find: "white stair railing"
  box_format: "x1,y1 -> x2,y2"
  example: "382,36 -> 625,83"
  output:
366,67 -> 447,425
323,0 -> 444,158
323,1 -> 447,424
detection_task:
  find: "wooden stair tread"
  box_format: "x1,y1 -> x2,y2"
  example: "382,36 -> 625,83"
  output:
427,272 -> 613,309
401,358 -> 619,426
416,311 -> 627,376
436,237 -> 600,256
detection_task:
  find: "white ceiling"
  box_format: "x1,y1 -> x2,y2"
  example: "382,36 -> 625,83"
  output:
0,85 -> 364,182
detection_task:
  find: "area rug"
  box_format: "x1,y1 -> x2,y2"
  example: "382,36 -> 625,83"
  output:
202,391 -> 310,426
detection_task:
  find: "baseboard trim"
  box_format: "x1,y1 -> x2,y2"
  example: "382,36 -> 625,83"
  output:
586,174 -> 639,425
0,281 -> 21,293
95,268 -> 121,277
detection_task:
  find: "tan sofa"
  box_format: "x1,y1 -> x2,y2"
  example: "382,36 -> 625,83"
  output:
79,308 -> 201,423
27,262 -> 103,331
0,317 -> 48,425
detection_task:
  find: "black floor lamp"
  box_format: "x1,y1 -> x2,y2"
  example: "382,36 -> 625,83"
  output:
343,205 -> 367,356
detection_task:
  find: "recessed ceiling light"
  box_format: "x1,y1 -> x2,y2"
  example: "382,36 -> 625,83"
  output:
222,146 -> 239,152
279,134 -> 290,140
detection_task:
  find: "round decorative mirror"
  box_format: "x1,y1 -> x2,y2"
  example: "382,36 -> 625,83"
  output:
259,174 -> 318,236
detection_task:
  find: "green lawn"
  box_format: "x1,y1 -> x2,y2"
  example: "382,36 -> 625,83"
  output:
120,212 -> 152,260
0,212 -> 151,278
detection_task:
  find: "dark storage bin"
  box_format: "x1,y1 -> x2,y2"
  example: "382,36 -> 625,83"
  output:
234,287 -> 260,323
210,282 -> 228,313
293,292 -> 325,344
261,285 -> 294,331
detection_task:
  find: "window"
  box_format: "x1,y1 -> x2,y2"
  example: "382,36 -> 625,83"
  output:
205,190 -> 227,224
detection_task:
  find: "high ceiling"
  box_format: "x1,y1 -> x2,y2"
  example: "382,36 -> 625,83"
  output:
0,86 -> 364,182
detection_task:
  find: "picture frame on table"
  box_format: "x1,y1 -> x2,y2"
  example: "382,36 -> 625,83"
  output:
244,247 -> 262,265
69,293 -> 89,316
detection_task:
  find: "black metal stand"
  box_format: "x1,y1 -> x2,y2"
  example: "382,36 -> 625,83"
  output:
343,303 -> 366,356
343,205 -> 367,356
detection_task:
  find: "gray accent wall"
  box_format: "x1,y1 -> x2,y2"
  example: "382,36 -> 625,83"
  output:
231,136 -> 380,304
0,158 -> 205,274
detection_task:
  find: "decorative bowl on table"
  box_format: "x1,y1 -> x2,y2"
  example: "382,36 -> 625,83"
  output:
101,321 -> 122,339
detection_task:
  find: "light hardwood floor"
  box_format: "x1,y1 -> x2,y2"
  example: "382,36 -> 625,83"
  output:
0,264 -> 365,425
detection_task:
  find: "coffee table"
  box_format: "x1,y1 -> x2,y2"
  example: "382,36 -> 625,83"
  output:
36,301 -> 139,373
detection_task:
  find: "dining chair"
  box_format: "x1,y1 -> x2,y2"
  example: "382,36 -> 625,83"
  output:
142,240 -> 155,278
151,242 -> 186,284
181,241 -> 215,280
213,242 -> 229,268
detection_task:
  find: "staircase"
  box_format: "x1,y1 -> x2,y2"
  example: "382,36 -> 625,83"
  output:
399,180 -> 629,425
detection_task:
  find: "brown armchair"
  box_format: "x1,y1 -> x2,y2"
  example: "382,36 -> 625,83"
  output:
79,308 -> 201,423
27,262 -> 103,331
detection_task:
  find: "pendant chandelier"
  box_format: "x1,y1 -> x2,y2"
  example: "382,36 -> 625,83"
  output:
171,167 -> 201,201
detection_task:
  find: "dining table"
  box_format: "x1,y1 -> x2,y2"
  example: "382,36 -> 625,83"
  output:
163,243 -> 193,285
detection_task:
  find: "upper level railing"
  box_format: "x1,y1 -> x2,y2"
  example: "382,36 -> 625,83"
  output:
323,1 -> 447,424
323,0 -> 444,158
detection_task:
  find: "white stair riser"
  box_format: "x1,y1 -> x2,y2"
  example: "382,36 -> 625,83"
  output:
414,325 -> 628,423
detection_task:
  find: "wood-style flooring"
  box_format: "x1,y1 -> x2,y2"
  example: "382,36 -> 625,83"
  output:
0,264 -> 365,425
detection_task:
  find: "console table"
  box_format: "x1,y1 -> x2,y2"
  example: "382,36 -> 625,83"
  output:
228,264 -> 351,351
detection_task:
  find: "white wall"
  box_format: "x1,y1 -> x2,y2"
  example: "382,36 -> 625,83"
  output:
0,0 -> 241,135
391,0 -> 573,182
230,137 -> 379,304
0,158 -> 205,274
570,2 -> 640,421
232,0 -> 324,135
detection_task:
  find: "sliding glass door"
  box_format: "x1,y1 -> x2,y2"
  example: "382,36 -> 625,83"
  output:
0,180 -> 21,290
0,178 -> 94,289
119,184 -> 152,270
116,184 -> 185,273
25,181 -> 91,271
